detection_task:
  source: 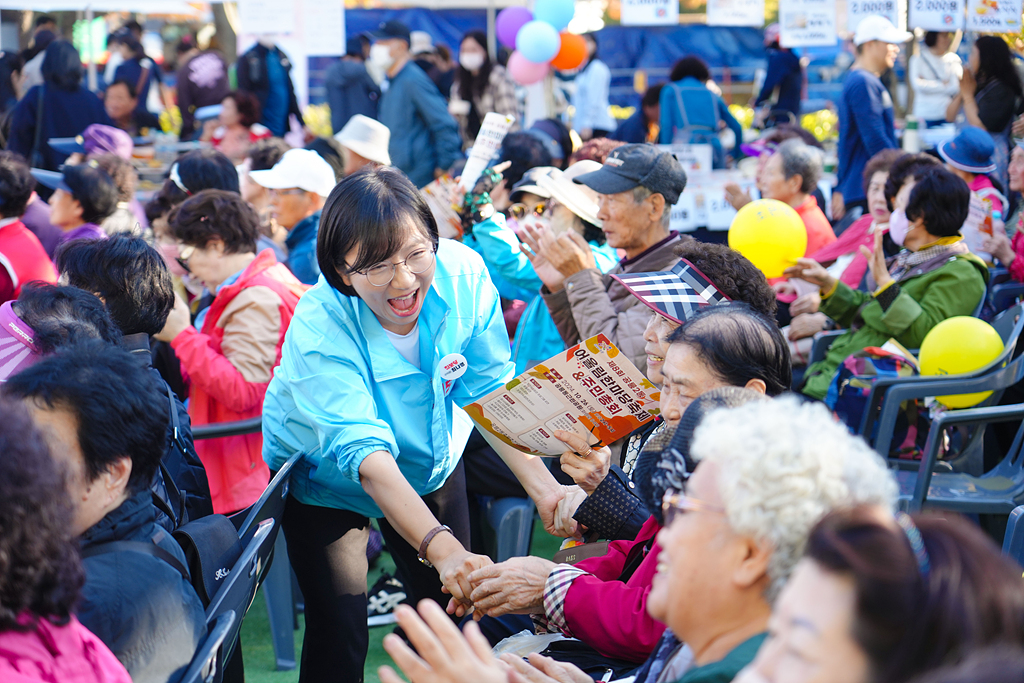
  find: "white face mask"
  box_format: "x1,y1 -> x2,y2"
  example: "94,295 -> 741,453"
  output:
459,52 -> 486,72
369,43 -> 395,72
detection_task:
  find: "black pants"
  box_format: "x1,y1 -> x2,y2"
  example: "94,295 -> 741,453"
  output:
282,460 -> 471,683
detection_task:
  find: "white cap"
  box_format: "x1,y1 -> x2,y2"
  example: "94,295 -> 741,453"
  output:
334,115 -> 392,166
410,31 -> 434,56
248,149 -> 337,198
536,160 -> 603,227
854,15 -> 912,46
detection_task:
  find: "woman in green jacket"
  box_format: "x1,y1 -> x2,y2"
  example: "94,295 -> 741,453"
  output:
791,166 -> 988,400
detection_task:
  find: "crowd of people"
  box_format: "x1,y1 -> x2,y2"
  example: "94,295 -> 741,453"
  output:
2,11 -> 1024,683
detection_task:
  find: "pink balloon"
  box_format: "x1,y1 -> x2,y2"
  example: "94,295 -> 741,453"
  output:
507,51 -> 549,85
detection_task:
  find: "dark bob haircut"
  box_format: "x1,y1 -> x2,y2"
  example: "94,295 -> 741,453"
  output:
224,90 -> 261,129
108,78 -> 138,100
63,163 -> 119,225
884,152 -> 940,211
56,235 -> 175,337
670,55 -> 710,83
145,148 -> 240,224
0,150 -> 36,219
807,506 -> 1024,683
4,341 -> 167,496
499,131 -> 554,190
168,189 -> 260,255
248,137 -> 290,172
666,302 -> 791,396
905,167 -> 970,238
41,40 -> 83,91
0,395 -> 84,632
672,240 -> 777,318
318,166 -> 439,296
14,283 -> 121,354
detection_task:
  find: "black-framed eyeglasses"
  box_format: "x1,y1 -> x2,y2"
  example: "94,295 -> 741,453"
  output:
351,245 -> 438,287
661,488 -> 725,527
175,244 -> 196,273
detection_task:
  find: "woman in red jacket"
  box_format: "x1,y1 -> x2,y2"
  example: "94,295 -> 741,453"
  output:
156,189 -> 306,514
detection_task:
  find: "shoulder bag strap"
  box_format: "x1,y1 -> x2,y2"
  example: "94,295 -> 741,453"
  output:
31,85 -> 45,166
135,60 -> 151,98
163,383 -> 188,525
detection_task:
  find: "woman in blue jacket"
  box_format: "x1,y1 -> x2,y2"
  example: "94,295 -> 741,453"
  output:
263,167 -> 560,683
659,55 -> 743,168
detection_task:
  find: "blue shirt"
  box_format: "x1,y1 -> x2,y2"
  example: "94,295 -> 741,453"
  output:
658,77 -> 743,167
836,69 -> 898,204
378,62 -> 463,188
755,49 -> 803,117
262,239 -> 515,517
285,210 -> 322,285
263,52 -> 290,137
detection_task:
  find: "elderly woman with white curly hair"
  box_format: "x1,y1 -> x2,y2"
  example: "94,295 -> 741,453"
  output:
374,391 -> 898,683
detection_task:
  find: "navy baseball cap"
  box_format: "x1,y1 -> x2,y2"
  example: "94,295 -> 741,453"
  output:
370,20 -> 411,45
573,143 -> 688,205
30,168 -> 72,194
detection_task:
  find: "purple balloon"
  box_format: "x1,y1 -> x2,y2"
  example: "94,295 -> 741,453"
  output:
496,7 -> 533,49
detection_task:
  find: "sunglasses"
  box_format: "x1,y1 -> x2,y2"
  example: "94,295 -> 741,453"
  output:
508,202 -> 550,221
175,244 -> 196,273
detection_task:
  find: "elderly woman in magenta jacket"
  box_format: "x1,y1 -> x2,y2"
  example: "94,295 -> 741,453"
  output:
156,189 -> 306,515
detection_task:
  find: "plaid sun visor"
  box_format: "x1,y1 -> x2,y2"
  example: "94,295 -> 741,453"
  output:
611,259 -> 731,325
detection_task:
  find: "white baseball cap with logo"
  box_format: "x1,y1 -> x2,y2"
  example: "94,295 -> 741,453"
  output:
853,14 -> 912,46
248,148 -> 337,198
334,114 -> 392,166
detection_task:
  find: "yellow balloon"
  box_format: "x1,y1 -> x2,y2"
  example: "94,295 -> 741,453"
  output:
728,199 -> 808,279
919,316 -> 1004,408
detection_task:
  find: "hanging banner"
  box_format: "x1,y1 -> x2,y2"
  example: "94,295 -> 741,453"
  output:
238,0 -> 295,36
619,0 -> 680,26
779,0 -> 838,47
707,0 -> 766,26
909,0 -> 965,30
965,0 -> 1022,33
303,0 -> 345,57
847,0 -> 901,33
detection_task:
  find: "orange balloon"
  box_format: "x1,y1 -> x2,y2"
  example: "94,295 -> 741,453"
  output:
551,33 -> 586,70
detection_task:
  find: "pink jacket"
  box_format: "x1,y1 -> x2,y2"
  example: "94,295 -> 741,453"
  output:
0,615 -> 132,683
563,516 -> 666,663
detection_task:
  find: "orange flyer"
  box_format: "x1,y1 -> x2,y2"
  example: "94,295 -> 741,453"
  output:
464,335 -> 661,456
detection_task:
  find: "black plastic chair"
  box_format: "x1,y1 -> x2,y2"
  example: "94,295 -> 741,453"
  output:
205,518 -> 275,661
864,304 -> 1024,459
191,417 -> 263,441
898,403 -> 1024,514
1002,505 -> 1024,570
179,610 -> 236,683
234,451 -> 302,546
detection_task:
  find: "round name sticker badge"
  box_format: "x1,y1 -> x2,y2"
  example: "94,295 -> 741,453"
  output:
439,353 -> 469,381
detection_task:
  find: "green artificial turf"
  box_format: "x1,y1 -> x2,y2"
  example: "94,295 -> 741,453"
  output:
242,517 -> 563,683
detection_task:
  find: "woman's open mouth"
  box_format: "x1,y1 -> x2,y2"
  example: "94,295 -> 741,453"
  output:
388,289 -> 420,317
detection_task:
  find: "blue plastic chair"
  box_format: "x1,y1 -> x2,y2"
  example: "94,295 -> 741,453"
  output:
485,497 -> 535,562
897,403 -> 1024,514
179,610 -> 236,683
1002,505 -> 1024,570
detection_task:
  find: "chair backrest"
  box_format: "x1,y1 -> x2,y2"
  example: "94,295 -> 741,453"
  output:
993,303 -> 1024,350
234,451 -> 303,545
179,610 -> 236,683
1004,506 -> 1024,570
205,519 -> 274,659
192,417 -> 263,441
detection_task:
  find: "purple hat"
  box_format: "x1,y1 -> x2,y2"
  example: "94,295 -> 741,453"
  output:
48,124 -> 134,161
0,301 -> 43,381
611,258 -> 730,325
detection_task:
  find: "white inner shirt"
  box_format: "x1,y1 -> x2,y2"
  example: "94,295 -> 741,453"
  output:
385,326 -> 420,369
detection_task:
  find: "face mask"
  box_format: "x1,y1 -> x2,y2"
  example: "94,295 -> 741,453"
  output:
369,43 -> 395,72
459,53 -> 486,71
888,208 -> 910,246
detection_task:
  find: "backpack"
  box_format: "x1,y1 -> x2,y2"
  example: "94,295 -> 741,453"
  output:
668,81 -> 726,168
79,514 -> 243,608
825,345 -> 924,458
151,382 -> 214,530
